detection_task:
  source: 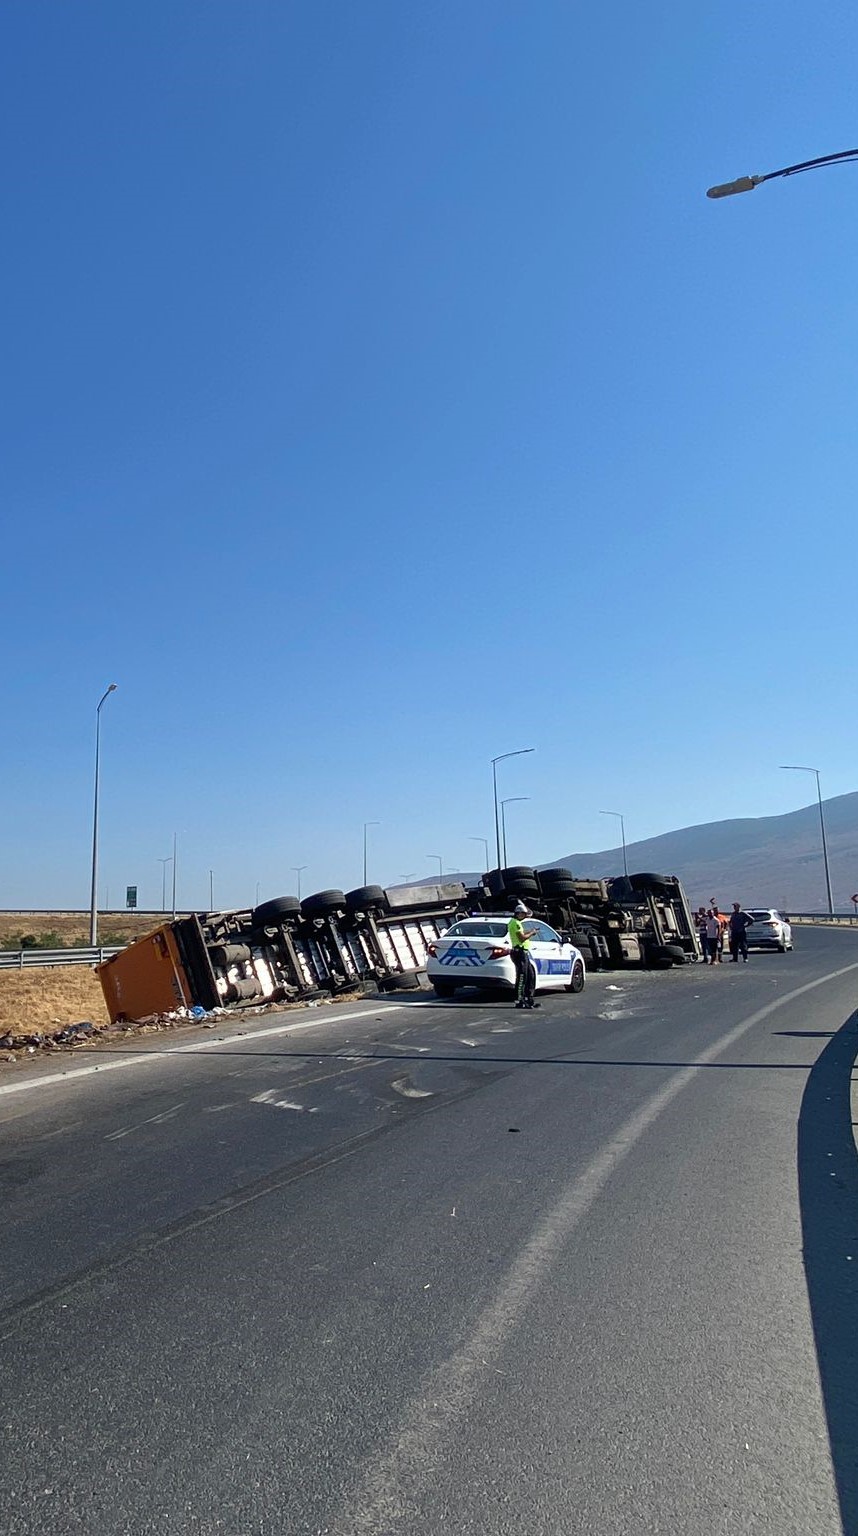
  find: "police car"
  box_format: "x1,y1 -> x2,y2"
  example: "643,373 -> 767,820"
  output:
426,916 -> 586,999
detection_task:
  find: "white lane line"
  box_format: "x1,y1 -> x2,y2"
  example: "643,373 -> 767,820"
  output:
332,961 -> 858,1535
104,1104 -> 186,1141
0,1005 -> 408,1100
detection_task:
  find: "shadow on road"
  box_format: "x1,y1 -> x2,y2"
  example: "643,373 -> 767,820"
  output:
798,1010 -> 858,1532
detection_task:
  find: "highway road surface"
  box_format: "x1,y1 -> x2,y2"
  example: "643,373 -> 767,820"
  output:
2,927 -> 858,1534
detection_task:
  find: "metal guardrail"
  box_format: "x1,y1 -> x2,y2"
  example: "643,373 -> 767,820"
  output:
0,946 -> 123,970
787,913 -> 858,926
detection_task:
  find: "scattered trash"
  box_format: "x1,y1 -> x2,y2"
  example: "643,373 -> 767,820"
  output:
391,1076 -> 433,1099
508,1127 -> 520,1133
190,1005 -> 207,1022
605,985 -> 622,992
423,1283 -> 431,1290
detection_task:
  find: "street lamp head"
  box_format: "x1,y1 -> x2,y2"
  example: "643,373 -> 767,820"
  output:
706,175 -> 762,198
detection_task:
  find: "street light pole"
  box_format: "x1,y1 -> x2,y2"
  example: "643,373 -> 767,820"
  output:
89,683 -> 117,946
707,146 -> 858,199
157,857 -> 172,913
362,823 -> 379,884
171,831 -> 178,919
209,870 -> 214,911
292,865 -> 307,899
469,836 -> 490,873
491,749 -> 535,869
501,797 -> 530,867
427,854 -> 443,878
780,766 -> 834,915
600,810 -> 628,879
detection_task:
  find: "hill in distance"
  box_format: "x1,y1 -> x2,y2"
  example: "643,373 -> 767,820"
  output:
546,792 -> 858,912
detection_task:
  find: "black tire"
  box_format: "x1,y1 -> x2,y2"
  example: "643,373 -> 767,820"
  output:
252,896 -> 300,926
301,889 -> 346,920
777,941 -> 786,953
567,958 -> 586,994
537,872 -> 577,897
539,876 -> 577,897
486,866 -> 537,898
629,872 -> 671,894
345,885 -> 389,913
646,942 -> 685,967
379,969 -> 423,992
209,943 -> 251,968
432,980 -> 456,998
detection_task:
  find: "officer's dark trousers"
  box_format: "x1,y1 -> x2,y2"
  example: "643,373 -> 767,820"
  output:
511,947 -> 536,1005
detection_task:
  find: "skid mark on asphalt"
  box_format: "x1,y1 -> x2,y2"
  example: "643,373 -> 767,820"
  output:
104,1104 -> 186,1141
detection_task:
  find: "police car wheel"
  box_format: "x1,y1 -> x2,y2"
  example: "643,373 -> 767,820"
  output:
567,960 -> 585,994
432,980 -> 456,998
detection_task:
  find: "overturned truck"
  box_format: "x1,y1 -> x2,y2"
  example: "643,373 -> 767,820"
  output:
97,866 -> 700,1024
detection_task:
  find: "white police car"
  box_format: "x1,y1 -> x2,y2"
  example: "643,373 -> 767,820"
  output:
426,916 -> 586,999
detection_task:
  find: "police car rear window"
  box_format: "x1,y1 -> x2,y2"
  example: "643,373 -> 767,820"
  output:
445,921 -> 508,938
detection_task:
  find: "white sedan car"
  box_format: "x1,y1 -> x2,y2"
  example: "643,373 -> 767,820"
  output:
746,909 -> 793,951
426,916 -> 586,999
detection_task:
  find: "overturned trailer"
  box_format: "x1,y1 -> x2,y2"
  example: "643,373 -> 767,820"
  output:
97,867 -> 700,1025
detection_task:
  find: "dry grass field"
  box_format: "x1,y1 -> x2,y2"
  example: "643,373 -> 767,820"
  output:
0,910 -> 173,947
0,965 -> 110,1038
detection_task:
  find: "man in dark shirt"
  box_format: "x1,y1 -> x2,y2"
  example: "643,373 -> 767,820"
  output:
728,902 -> 754,962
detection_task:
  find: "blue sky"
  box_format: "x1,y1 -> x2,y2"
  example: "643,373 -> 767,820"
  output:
3,0 -> 857,911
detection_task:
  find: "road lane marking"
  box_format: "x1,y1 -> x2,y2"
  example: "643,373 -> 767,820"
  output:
0,1005 -> 409,1100
333,960 -> 858,1534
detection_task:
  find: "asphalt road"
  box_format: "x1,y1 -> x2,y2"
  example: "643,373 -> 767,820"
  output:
2,928 -> 858,1535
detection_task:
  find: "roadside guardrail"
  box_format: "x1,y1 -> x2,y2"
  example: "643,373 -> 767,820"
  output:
0,946 -> 123,971
787,913 -> 858,926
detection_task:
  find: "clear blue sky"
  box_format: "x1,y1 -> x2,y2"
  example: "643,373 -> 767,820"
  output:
3,1 -> 857,911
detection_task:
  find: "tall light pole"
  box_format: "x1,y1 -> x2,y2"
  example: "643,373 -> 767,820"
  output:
780,766 -> 834,915
707,146 -> 858,199
171,831 -> 178,919
157,856 -> 172,912
362,823 -> 379,884
427,853 -> 443,878
491,748 -> 535,869
401,872 -> 417,884
501,797 -> 529,867
209,870 -> 214,911
89,683 -> 117,945
292,865 -> 307,899
469,836 -> 490,873
600,810 -> 628,879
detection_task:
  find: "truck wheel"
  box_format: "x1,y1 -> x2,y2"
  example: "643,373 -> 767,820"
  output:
567,959 -> 585,993
301,890 -> 346,920
629,872 -> 671,894
345,885 -> 388,913
252,896 -> 300,926
379,969 -> 423,991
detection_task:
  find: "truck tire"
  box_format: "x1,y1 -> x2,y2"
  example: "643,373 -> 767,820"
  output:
486,866 -> 535,897
345,885 -> 388,913
629,872 -> 671,894
379,969 -> 423,991
540,872 -> 574,897
567,959 -> 586,994
252,896 -> 300,926
301,889 -> 346,920
646,942 -> 685,968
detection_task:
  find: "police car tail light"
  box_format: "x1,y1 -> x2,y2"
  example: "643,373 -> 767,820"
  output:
490,945 -> 510,958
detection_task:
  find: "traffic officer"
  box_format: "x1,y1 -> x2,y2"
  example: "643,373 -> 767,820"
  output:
507,901 -> 539,1009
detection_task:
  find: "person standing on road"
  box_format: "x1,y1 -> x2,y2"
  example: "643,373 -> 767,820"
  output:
696,907 -> 710,964
728,902 -> 754,962
705,908 -> 722,965
710,901 -> 727,961
507,901 -> 539,1009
